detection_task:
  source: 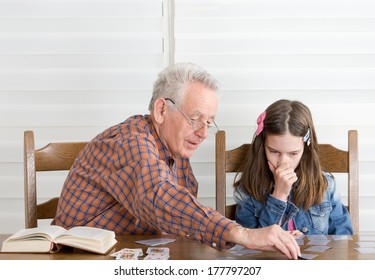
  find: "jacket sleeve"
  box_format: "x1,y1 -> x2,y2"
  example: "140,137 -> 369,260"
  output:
234,186 -> 294,228
326,174 -> 354,235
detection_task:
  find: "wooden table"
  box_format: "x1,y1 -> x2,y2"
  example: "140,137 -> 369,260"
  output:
1,233 -> 374,260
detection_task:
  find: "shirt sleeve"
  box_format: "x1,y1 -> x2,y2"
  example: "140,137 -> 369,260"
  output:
100,134 -> 237,250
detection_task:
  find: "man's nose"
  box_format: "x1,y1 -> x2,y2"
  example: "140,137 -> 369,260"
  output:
195,125 -> 208,139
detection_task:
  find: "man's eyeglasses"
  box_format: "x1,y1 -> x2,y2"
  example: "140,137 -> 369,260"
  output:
165,98 -> 219,134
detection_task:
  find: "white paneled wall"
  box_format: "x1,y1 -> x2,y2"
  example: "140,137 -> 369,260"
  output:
0,0 -> 168,233
175,0 -> 375,232
0,0 -> 374,233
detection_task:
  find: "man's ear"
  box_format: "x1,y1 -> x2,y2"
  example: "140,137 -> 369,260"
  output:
153,98 -> 167,124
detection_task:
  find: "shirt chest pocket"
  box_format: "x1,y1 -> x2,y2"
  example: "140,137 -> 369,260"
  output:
309,202 -> 332,233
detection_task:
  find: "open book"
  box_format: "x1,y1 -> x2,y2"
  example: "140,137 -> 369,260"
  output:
1,225 -> 117,254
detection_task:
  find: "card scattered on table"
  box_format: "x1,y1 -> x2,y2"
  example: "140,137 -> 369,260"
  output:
354,247 -> 375,254
355,241 -> 375,247
111,248 -> 143,257
306,235 -> 328,240
229,244 -> 245,251
299,253 -> 318,260
135,238 -> 176,246
295,238 -> 304,245
146,247 -> 170,254
144,247 -> 170,260
112,248 -> 143,260
331,235 -> 352,241
358,235 -> 375,241
307,239 -> 330,246
228,249 -> 262,256
305,245 -> 331,252
227,244 -> 262,256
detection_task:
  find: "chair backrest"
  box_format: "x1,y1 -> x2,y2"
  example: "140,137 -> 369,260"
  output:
24,130 -> 88,228
215,130 -> 359,233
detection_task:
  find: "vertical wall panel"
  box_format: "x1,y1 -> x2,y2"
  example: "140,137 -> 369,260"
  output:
175,0 -> 375,232
0,0 -> 168,233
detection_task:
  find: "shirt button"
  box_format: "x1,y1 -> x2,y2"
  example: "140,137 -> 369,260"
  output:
301,227 -> 308,233
212,242 -> 217,247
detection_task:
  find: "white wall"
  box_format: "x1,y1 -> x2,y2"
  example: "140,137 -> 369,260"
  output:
0,0 -> 374,233
175,0 -> 375,232
0,0 -> 169,232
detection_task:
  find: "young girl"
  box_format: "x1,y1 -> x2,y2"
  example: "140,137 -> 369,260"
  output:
233,99 -> 353,235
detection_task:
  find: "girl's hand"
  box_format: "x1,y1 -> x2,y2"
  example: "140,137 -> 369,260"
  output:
268,161 -> 298,201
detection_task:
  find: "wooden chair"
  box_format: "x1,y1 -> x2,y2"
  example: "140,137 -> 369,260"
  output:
215,130 -> 359,233
24,130 -> 88,228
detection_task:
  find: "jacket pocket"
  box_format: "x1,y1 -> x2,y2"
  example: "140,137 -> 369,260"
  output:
309,202 -> 332,233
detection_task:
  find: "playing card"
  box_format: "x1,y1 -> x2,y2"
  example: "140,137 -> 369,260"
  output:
143,253 -> 170,260
295,238 -> 304,245
305,245 -> 331,252
228,244 -> 245,251
299,253 -> 318,260
307,239 -> 330,245
111,248 -> 143,258
135,238 -> 176,246
146,247 -> 170,254
306,235 -> 328,240
228,249 -> 262,256
358,235 -> 375,241
354,247 -> 375,254
331,235 -> 352,241
116,251 -> 139,260
355,241 -> 375,247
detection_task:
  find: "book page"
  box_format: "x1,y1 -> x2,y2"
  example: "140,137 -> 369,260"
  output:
58,226 -> 115,241
1,239 -> 53,253
6,225 -> 66,241
54,226 -> 116,254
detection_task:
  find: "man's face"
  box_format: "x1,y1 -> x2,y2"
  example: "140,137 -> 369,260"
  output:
160,82 -> 218,158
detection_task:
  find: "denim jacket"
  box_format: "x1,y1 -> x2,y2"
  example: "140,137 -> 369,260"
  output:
233,173 -> 353,235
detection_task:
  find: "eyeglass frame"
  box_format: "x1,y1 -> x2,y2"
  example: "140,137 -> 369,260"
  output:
164,98 -> 219,133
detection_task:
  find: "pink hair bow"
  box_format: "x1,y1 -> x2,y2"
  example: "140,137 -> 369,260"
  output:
255,111 -> 266,136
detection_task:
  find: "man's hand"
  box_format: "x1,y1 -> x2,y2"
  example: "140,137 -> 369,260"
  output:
227,224 -> 301,260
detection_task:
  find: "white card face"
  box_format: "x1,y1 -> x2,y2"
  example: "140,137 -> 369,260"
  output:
299,253 -> 318,260
306,235 -> 328,240
135,238 -> 176,246
355,241 -> 375,247
305,245 -> 331,252
228,244 -> 245,251
228,249 -> 262,256
331,235 -> 352,241
358,235 -> 375,241
296,239 -> 304,245
307,239 -> 331,246
354,247 -> 375,254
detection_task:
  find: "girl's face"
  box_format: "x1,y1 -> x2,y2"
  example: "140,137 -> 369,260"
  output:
265,132 -> 305,171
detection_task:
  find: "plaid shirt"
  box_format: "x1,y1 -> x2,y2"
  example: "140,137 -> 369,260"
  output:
52,115 -> 236,249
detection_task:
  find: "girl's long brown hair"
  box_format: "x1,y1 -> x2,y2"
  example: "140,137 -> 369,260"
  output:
233,99 -> 327,210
